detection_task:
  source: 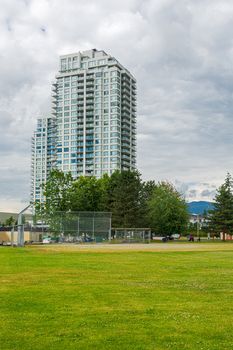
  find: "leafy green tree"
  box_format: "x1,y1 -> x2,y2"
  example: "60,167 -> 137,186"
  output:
35,169 -> 73,231
209,173 -> 233,240
70,176 -> 103,211
147,181 -> 189,236
98,173 -> 111,211
43,169 -> 73,213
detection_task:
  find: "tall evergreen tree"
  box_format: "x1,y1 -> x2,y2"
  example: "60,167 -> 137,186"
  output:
141,180 -> 157,226
108,170 -> 143,227
209,173 -> 233,240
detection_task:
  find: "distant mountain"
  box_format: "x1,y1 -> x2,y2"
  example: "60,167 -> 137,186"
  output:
187,201 -> 215,215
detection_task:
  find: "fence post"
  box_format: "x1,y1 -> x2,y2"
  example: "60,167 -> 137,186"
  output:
92,216 -> 95,240
11,226 -> 14,246
108,216 -> 112,242
77,216 -> 80,237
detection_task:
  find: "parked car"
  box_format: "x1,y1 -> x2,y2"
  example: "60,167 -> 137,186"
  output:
171,234 -> 180,240
162,236 -> 174,242
42,237 -> 52,244
152,235 -> 174,242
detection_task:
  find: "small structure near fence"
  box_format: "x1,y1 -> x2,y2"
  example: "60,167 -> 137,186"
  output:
111,228 -> 151,243
51,211 -> 112,242
0,229 -> 41,246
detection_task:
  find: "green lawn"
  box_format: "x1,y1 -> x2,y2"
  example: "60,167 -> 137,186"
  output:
1,244 -> 233,350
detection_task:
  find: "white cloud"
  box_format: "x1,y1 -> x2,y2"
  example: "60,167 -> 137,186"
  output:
1,0 -> 233,211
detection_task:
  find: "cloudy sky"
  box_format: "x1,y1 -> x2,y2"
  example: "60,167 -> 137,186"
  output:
1,0 -> 233,212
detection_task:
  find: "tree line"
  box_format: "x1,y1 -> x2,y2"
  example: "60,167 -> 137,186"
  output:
35,169 -> 189,235
34,170 -> 233,239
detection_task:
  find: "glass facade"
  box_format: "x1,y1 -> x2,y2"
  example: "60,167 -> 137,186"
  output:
31,117 -> 56,203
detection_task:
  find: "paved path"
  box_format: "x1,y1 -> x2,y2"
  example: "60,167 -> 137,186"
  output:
34,242 -> 233,252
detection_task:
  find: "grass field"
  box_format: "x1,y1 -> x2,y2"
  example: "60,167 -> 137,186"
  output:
1,243 -> 233,350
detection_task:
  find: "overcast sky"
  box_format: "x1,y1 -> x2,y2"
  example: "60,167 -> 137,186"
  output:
0,0 -> 233,212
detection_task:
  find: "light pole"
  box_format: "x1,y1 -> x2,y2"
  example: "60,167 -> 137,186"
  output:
197,214 -> 200,241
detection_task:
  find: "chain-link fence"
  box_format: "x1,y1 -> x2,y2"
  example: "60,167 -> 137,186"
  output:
111,228 -> 151,243
49,211 -> 112,242
1,212 -> 152,245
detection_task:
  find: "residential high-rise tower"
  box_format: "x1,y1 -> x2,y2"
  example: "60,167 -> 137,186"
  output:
52,48 -> 136,178
31,49 -> 137,202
